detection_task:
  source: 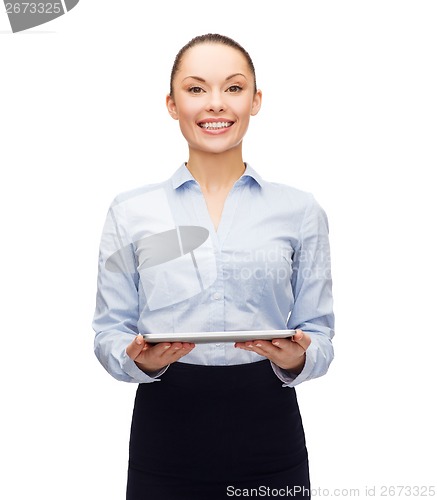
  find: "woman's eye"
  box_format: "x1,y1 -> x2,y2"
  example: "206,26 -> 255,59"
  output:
227,85 -> 243,93
188,86 -> 204,94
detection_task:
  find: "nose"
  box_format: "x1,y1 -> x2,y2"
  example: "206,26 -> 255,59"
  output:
206,89 -> 226,113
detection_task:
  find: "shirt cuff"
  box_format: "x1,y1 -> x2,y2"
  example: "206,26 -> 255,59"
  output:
270,341 -> 317,388
121,349 -> 168,383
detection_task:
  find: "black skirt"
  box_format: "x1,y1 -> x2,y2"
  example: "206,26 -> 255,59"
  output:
127,360 -> 310,500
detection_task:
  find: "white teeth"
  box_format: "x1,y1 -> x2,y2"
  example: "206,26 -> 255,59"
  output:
199,121 -> 233,129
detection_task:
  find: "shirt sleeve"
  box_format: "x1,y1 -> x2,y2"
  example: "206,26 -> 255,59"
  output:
92,199 -> 163,384
272,195 -> 335,387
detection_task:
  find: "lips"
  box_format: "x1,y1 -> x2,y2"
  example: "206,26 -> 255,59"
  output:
197,119 -> 235,131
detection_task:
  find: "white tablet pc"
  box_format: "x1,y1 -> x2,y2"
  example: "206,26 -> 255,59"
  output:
142,330 -> 296,344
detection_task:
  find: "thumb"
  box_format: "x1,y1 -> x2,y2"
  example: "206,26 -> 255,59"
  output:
126,334 -> 148,360
293,330 -> 304,342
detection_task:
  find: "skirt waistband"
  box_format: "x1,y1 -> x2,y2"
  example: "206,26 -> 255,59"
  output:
152,359 -> 283,391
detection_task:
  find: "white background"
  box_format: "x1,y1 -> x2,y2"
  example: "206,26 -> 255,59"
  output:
1,1 -> 436,498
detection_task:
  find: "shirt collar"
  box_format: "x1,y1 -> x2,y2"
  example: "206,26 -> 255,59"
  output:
170,162 -> 264,190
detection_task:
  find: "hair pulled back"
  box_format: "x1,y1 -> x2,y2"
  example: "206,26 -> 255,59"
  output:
169,33 -> 257,97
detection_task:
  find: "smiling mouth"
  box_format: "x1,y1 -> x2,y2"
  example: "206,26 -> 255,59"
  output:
198,121 -> 234,130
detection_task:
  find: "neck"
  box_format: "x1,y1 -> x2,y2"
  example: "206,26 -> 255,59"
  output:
186,148 -> 246,193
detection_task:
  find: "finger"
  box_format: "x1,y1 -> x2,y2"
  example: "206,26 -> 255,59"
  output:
158,342 -> 172,354
165,342 -> 184,355
173,345 -> 195,360
252,340 -> 274,352
234,341 -> 256,350
159,342 -> 195,360
234,344 -> 252,351
237,340 -> 271,356
271,338 -> 292,349
235,340 -> 281,353
291,330 -> 311,351
235,341 -> 249,349
174,342 -> 195,355
126,334 -> 149,360
166,346 -> 195,364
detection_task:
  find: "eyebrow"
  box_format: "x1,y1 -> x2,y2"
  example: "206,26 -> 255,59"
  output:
182,73 -> 248,83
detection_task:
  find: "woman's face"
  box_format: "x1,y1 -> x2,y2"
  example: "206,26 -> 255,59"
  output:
167,43 -> 262,156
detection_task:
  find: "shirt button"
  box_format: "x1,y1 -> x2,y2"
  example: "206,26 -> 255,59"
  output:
213,292 -> 222,300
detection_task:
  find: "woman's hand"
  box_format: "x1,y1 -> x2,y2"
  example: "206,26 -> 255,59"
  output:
235,329 -> 311,375
126,335 -> 195,374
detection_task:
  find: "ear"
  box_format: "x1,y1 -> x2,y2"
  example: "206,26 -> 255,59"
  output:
166,94 -> 179,120
250,89 -> 262,116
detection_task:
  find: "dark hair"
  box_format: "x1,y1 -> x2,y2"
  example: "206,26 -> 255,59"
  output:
169,33 -> 257,97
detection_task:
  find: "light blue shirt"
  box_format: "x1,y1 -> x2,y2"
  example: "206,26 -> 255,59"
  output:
92,163 -> 334,387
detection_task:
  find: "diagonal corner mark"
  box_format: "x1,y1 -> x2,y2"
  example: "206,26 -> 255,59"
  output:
63,0 -> 79,11
5,0 -> 80,33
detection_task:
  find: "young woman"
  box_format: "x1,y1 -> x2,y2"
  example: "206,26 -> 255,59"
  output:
93,33 -> 334,500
